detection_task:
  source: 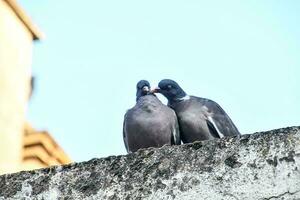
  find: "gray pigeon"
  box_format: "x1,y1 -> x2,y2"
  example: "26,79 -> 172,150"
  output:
123,80 -> 180,153
152,79 -> 240,143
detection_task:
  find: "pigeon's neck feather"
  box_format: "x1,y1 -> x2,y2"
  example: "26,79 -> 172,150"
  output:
136,95 -> 161,109
176,95 -> 190,101
168,95 -> 190,107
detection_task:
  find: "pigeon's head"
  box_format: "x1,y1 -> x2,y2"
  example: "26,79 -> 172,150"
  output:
152,79 -> 187,102
136,80 -> 151,101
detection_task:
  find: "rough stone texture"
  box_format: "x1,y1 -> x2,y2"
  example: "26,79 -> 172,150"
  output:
0,126 -> 300,200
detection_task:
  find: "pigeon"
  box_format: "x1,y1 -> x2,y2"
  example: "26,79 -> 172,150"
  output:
152,79 -> 240,143
123,80 -> 180,153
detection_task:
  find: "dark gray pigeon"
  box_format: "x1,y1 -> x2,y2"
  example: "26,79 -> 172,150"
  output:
153,79 -> 240,143
123,80 -> 180,153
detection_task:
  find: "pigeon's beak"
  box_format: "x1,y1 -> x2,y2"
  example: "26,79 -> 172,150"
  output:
151,87 -> 161,93
142,86 -> 150,93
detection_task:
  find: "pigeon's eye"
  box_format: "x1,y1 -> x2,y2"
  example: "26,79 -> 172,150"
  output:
167,85 -> 172,89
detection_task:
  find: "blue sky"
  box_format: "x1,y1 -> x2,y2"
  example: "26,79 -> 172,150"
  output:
20,1 -> 300,162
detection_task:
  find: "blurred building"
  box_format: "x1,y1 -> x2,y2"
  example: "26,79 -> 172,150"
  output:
22,123 -> 71,171
0,0 -> 71,174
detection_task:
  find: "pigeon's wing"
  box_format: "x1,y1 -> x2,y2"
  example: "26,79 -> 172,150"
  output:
206,116 -> 224,138
123,112 -> 130,153
171,111 -> 181,145
202,99 -> 241,137
210,113 -> 240,137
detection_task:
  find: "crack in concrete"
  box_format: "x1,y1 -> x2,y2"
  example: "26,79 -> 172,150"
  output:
262,190 -> 300,200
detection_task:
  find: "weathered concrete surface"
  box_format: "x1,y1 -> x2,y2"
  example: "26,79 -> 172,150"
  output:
0,126 -> 300,200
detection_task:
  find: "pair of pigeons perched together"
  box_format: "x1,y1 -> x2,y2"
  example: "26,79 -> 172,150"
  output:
123,79 -> 241,153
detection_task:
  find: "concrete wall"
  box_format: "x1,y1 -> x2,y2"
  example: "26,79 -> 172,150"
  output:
0,0 -> 33,174
0,126 -> 299,200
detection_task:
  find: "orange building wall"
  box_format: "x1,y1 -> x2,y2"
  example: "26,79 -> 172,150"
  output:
21,123 -> 72,171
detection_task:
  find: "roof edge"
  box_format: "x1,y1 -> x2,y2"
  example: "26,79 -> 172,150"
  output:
4,0 -> 44,40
